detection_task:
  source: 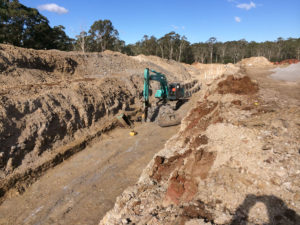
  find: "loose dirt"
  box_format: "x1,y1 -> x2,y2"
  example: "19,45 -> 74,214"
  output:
237,56 -> 273,67
217,75 -> 259,95
0,123 -> 179,225
0,44 -> 201,203
100,65 -> 300,225
0,44 -> 202,224
1,44 -> 299,225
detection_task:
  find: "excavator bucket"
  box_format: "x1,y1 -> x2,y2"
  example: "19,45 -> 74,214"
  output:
157,112 -> 181,127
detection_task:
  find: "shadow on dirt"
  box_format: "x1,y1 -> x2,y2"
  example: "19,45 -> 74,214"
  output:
230,194 -> 300,225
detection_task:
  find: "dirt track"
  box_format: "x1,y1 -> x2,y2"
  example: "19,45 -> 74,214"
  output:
0,123 -> 180,225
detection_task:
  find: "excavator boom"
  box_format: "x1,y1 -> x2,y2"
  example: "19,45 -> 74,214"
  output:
143,68 -> 185,123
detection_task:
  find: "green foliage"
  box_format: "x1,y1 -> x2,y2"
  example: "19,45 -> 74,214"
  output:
1,1 -> 299,63
89,19 -> 119,52
74,19 -> 122,53
121,33 -> 300,64
52,25 -> 73,51
0,0 -> 73,50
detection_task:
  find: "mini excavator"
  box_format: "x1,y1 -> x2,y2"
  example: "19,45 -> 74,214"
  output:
116,68 -> 199,131
143,68 -> 185,125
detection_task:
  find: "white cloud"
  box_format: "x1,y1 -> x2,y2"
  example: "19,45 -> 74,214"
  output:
38,3 -> 68,14
235,16 -> 241,22
171,25 -> 185,30
236,1 -> 256,10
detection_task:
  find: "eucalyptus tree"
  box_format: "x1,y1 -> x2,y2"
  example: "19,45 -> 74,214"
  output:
207,37 -> 217,63
0,0 -> 72,50
89,19 -> 119,52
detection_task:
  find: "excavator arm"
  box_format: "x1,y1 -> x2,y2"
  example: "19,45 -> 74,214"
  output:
143,68 -> 169,121
143,68 -> 169,105
142,68 -> 186,123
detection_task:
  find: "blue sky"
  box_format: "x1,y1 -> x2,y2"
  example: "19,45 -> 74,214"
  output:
20,0 -> 300,44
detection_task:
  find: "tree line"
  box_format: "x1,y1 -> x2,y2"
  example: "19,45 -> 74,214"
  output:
0,0 -> 73,50
1,0 -> 299,64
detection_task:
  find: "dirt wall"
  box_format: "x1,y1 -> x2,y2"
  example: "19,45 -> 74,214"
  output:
0,44 -> 198,201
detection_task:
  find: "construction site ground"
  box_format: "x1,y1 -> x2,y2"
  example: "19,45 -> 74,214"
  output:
1,65 -> 299,225
100,64 -> 300,225
0,44 -> 200,225
0,122 -> 182,225
0,44 -> 299,225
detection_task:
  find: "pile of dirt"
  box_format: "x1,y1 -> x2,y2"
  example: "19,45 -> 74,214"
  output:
217,75 -> 259,95
237,56 -> 273,67
274,59 -> 300,65
0,44 -> 192,88
133,55 -> 191,81
188,63 -> 240,82
100,68 -> 300,225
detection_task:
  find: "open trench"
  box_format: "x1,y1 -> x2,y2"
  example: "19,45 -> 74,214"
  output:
0,122 -> 181,225
0,44 -> 204,225
0,81 -> 200,225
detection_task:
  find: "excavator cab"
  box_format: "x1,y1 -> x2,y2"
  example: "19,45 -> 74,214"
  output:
168,83 -> 184,100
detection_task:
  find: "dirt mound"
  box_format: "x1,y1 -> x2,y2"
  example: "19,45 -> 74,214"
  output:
188,63 -> 240,82
275,59 -> 300,65
0,44 -> 192,88
133,54 -> 191,81
237,56 -> 273,67
217,75 -> 259,94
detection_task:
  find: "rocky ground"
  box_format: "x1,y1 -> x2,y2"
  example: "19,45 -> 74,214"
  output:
100,62 -> 300,225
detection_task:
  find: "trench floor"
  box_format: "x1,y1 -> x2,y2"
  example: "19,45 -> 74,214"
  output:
0,123 -> 179,225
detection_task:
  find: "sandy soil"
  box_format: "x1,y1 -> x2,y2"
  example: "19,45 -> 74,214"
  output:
2,45 -> 298,225
246,66 -> 300,102
100,65 -> 300,225
0,123 -> 180,225
0,44 -> 201,202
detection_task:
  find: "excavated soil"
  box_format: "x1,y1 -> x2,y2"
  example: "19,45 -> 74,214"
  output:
217,75 -> 259,95
100,63 -> 300,225
0,44 -> 200,204
237,56 -> 273,67
2,47 -> 299,225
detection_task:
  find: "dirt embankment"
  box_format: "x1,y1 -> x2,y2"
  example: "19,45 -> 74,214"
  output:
100,63 -> 300,224
237,56 -> 273,67
0,44 -> 198,202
